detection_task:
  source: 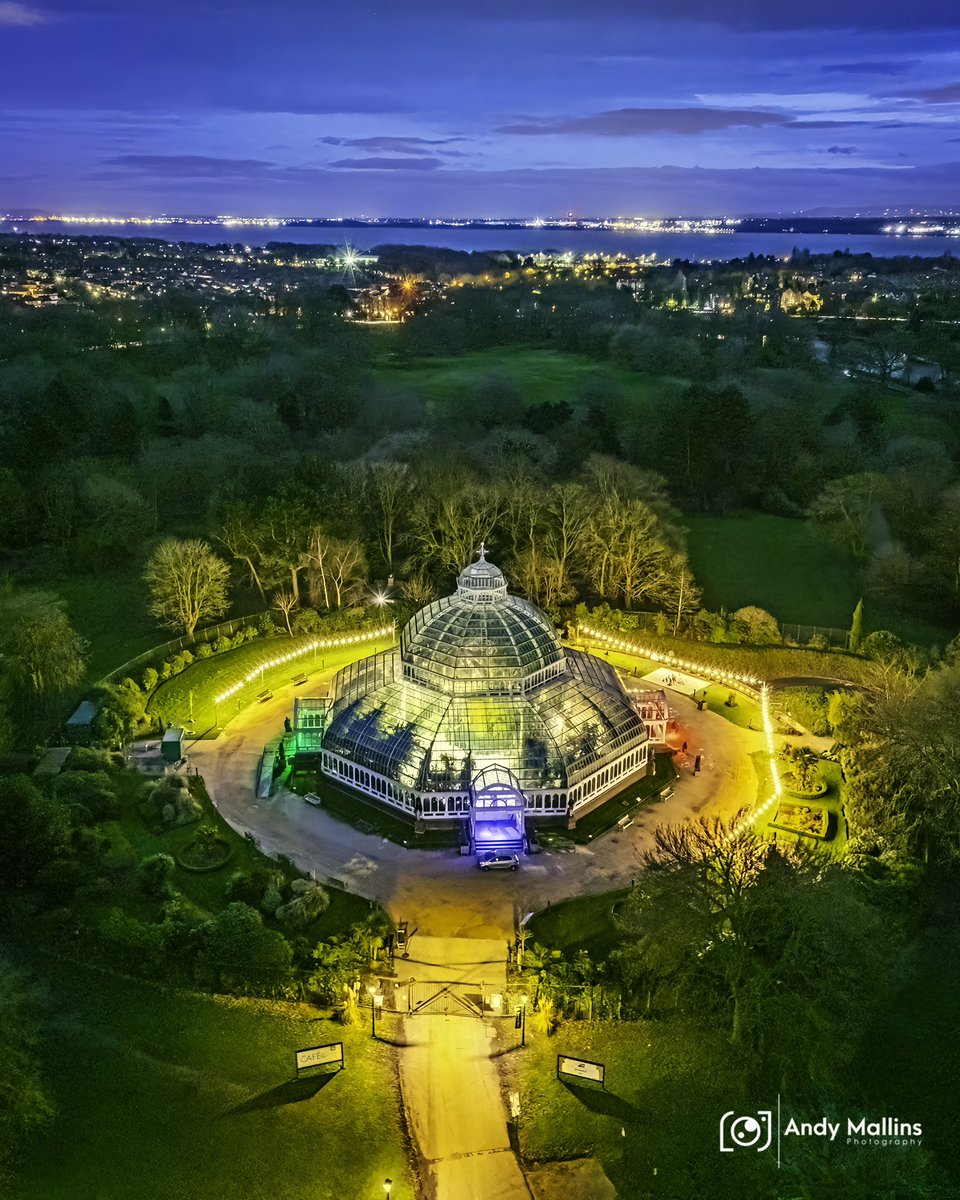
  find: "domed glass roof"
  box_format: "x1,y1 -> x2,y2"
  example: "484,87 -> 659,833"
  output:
322,554 -> 650,797
400,551 -> 565,697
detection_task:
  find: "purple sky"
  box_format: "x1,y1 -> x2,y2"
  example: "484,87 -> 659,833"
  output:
2,0 -> 959,216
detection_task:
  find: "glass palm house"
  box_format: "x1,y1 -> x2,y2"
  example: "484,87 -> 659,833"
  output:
303,550 -> 652,836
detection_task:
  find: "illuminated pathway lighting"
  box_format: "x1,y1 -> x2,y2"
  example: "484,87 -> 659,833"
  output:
580,624 -> 780,836
213,624 -> 395,706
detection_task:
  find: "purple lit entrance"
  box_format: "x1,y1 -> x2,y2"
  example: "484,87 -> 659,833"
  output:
470,765 -> 526,855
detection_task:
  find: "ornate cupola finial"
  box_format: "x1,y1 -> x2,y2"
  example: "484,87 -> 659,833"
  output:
478,541 -> 487,562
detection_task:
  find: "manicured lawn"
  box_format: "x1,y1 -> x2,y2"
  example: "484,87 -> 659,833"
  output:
56,572 -> 163,680
507,1018 -> 772,1199
570,753 -> 678,843
13,955 -> 414,1200
685,513 -> 859,628
752,751 -> 847,856
700,683 -> 762,730
380,346 -> 673,415
287,765 -> 459,850
685,511 -> 955,645
526,888 -> 631,961
148,632 -> 396,733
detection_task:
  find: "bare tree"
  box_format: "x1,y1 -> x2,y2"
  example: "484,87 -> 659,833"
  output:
218,500 -> 269,601
144,538 -> 230,636
367,462 -> 411,572
271,588 -> 298,636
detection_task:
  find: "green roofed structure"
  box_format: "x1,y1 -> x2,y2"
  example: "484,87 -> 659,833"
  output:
299,549 -> 653,836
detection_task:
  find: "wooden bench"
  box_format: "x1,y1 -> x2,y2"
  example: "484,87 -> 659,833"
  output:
291,672 -> 308,686
617,814 -> 634,830
256,689 -> 273,703
660,786 -> 675,802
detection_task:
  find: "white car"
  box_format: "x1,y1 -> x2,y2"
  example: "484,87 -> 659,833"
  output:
477,852 -> 520,871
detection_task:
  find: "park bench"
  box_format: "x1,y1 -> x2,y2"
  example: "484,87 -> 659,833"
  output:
304,792 -> 322,807
617,814 -> 634,830
660,786 -> 675,802
256,688 -> 273,703
291,672 -> 308,686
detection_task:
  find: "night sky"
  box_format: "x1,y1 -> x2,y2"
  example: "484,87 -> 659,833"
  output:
2,0 -> 959,217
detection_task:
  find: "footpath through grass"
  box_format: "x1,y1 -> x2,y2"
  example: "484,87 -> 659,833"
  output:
13,955 -> 414,1200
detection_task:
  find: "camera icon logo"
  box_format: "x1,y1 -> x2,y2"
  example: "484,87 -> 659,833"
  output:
719,1110 -> 773,1153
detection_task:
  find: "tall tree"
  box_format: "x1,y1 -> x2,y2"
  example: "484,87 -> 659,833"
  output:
365,461 -> 412,572
143,538 -> 230,636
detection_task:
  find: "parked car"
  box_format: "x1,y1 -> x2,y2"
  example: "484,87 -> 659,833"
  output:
477,852 -> 520,871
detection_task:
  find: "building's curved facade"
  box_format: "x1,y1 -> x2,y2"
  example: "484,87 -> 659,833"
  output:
317,552 -> 651,824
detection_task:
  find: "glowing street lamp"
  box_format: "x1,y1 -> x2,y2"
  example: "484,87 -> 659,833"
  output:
382,1180 -> 393,1197
368,984 -> 383,1038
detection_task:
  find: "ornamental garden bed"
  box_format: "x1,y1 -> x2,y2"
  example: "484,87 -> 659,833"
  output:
782,778 -> 829,799
176,834 -> 233,872
772,801 -> 830,838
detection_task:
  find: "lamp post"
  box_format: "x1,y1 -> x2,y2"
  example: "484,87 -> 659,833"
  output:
368,984 -> 383,1038
382,1180 -> 393,1198
519,993 -> 528,1048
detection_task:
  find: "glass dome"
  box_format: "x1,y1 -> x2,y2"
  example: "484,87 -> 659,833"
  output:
400,551 -> 566,697
322,552 -> 650,807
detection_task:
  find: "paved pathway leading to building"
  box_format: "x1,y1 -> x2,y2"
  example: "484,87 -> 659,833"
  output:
395,937 -> 531,1200
183,663 -> 769,1198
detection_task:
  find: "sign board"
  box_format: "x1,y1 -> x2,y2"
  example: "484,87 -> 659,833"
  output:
557,1055 -> 605,1086
295,1042 -> 344,1075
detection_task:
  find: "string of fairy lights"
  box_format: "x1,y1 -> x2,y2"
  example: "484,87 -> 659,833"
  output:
213,624 -> 395,707
578,623 -> 782,832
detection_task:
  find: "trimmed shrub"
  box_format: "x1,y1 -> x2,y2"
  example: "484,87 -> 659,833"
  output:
139,775 -> 202,829
137,852 -> 176,899
67,746 -> 122,772
780,687 -> 835,737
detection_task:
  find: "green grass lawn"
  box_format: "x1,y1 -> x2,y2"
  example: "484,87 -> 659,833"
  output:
685,511 -> 956,645
752,751 -> 847,856
94,769 -> 374,941
12,955 -> 414,1200
379,346 -> 675,416
287,765 -> 459,850
56,573 -> 163,681
508,1018 -> 773,1199
570,753 -> 678,843
148,632 -> 396,733
685,513 -> 859,628
526,889 -> 631,961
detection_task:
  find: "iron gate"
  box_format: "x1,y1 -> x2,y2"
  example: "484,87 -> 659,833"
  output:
404,980 -> 485,1017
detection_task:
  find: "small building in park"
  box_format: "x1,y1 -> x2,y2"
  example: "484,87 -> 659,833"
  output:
302,550 -> 655,837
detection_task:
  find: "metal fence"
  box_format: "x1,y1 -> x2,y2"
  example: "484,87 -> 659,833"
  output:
97,611 -> 270,687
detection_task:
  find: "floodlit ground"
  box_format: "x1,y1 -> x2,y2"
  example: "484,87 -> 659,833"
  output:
14,956 -> 415,1200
